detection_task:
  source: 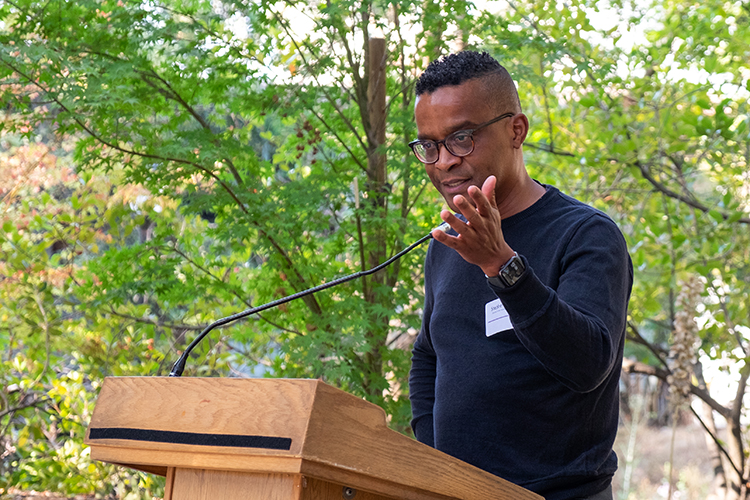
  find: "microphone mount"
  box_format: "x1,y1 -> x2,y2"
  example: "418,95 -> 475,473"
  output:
168,223 -> 448,377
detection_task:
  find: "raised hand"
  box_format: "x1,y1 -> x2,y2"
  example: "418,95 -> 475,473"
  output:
431,175 -> 516,277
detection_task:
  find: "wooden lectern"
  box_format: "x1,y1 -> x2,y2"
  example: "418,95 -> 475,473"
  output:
85,377 -> 541,500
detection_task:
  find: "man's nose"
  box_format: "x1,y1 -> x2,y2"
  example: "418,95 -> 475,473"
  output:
433,144 -> 461,171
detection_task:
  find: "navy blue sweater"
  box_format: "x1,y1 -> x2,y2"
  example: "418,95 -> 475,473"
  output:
409,185 -> 633,500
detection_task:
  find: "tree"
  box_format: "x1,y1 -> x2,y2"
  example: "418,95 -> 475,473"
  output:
474,0 -> 750,497
0,127 -> 164,494
2,0 -> 749,498
0,0 -> 462,494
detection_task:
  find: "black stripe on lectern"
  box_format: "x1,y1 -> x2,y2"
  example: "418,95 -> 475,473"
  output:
88,427 -> 292,450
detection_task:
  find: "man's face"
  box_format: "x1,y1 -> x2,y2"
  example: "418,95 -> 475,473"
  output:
414,78 -> 516,213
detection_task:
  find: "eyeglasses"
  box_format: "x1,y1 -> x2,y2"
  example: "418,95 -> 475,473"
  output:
409,112 -> 515,164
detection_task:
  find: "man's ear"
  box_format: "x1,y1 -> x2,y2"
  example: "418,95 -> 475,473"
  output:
511,113 -> 529,149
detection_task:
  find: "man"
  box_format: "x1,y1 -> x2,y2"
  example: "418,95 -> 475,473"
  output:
408,51 -> 633,500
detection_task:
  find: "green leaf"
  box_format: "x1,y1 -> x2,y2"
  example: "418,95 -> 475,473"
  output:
727,211 -> 744,223
708,209 -> 724,223
579,95 -> 597,107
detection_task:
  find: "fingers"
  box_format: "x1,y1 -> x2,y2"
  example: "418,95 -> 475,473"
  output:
469,176 -> 497,217
433,176 -> 500,246
439,209 -> 469,234
432,176 -> 509,270
453,193 -> 480,223
432,211 -> 459,246
481,175 -> 497,208
431,226 -> 453,245
431,209 -> 470,247
456,176 -> 496,220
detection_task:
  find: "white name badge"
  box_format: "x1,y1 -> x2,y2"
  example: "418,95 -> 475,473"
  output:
485,298 -> 513,337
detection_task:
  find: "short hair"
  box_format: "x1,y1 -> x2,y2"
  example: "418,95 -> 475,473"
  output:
415,51 -> 522,113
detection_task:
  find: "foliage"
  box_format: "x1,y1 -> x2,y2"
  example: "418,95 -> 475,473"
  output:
0,134 -> 164,495
1,0 -> 749,498
1,0 -> 445,494
483,0 -> 750,495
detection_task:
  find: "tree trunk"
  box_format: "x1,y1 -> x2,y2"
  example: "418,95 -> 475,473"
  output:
695,362 -> 729,499
362,37 -> 388,398
725,416 -> 745,500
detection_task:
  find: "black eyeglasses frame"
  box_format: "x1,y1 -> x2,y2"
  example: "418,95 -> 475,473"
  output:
408,112 -> 515,164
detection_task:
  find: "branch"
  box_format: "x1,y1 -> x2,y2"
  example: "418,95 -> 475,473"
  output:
3,55 -> 321,316
333,14 -> 366,110
78,46 -> 241,187
335,21 -> 370,145
137,69 -> 212,130
500,4 -> 750,226
1,55 -> 250,215
2,55 -> 252,214
689,404 -> 745,481
0,395 -> 51,419
106,308 -> 207,331
31,288 -> 51,387
275,0 -> 360,106
151,4 -> 265,70
526,138 -> 750,224
716,291 -> 746,352
254,226 -> 323,316
263,17 -> 365,173
621,358 -> 730,418
731,362 -> 750,424
170,245 -> 303,335
135,68 -> 244,186
308,106 -> 367,173
524,141 -> 576,157
268,7 -> 368,153
0,381 -> 10,413
626,320 -> 670,369
637,160 -> 729,217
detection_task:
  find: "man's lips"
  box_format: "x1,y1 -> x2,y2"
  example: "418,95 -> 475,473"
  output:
441,177 -> 471,194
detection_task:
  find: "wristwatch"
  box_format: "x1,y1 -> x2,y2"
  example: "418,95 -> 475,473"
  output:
486,252 -> 526,289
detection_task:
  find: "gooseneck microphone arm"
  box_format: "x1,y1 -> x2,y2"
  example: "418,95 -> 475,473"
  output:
168,223 -> 448,377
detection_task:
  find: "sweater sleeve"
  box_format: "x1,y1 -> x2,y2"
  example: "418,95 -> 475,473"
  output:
409,245 -> 436,446
491,214 -> 632,393
409,329 -> 436,446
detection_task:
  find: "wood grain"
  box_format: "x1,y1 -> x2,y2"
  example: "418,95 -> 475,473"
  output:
164,467 -> 176,499
170,470 -> 302,500
87,377 -> 313,456
86,377 -> 542,500
301,476 -> 396,500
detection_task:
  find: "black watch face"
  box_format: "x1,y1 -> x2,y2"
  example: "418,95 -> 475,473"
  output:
488,255 -> 525,288
502,257 -> 525,286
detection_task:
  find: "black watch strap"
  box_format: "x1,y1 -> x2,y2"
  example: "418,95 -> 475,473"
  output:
486,252 -> 526,289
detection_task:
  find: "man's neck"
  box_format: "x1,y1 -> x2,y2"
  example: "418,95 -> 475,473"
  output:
496,175 -> 547,219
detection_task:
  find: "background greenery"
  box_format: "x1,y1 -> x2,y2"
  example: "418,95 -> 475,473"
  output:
1,0 -> 748,498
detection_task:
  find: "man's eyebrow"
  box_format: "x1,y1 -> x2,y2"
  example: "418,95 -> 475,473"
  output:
416,120 -> 480,141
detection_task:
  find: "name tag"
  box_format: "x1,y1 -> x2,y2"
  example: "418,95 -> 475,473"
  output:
485,298 -> 513,337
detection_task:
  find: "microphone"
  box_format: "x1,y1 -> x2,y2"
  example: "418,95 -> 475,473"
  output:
168,222 -> 450,377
